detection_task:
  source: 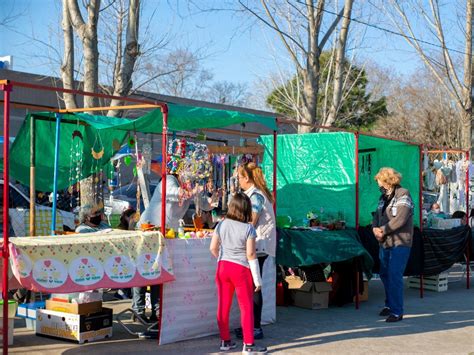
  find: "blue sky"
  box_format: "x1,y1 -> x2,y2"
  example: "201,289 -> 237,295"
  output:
0,1 -> 463,91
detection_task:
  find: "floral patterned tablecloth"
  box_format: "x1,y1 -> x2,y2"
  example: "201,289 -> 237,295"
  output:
7,230 -> 174,292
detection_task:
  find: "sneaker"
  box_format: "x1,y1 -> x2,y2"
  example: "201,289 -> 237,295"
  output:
386,314 -> 403,322
220,340 -> 237,351
379,307 -> 391,317
242,343 -> 267,355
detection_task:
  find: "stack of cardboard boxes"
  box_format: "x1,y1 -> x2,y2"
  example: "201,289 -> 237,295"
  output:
36,294 -> 113,344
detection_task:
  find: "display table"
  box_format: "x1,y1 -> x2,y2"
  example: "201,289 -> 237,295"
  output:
160,238 -> 276,345
277,228 -> 374,275
422,225 -> 471,276
6,230 -> 175,292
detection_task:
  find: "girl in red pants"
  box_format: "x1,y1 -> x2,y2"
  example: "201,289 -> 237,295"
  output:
210,192 -> 267,354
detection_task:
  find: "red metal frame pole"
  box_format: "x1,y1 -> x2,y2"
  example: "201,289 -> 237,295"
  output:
466,150 -> 470,289
354,133 -> 360,309
419,145 -> 424,298
272,129 -> 277,215
2,82 -> 11,354
157,104 -> 169,345
355,133 -> 359,230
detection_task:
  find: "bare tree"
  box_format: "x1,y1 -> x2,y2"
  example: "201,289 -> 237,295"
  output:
324,0 -> 353,127
239,0 -> 351,132
385,0 -> 473,150
372,67 -> 462,147
205,81 -> 250,106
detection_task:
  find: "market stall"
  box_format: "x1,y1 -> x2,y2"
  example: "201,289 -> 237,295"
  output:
1,79 -> 279,351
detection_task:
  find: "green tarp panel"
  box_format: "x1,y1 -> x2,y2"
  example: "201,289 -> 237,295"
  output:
4,103 -> 277,192
358,134 -> 420,227
6,112 -> 129,192
260,132 -> 357,227
115,103 -> 278,133
277,228 -> 374,277
259,132 -> 420,229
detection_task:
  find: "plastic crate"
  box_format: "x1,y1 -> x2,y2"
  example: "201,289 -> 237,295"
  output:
407,273 -> 448,292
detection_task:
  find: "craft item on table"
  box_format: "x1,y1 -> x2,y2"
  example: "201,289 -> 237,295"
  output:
166,228 -> 176,239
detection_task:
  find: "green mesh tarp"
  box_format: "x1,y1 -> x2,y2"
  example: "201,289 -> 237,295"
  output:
259,132 -> 420,228
5,103 -> 276,192
260,132 -> 357,227
277,228 -> 374,277
358,135 -> 420,227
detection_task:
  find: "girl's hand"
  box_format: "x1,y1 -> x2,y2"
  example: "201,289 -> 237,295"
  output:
255,285 -> 261,292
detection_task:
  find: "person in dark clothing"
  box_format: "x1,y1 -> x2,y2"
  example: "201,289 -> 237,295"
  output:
373,167 -> 414,323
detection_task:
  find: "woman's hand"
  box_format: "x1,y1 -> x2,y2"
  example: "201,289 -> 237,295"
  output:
373,227 -> 384,241
255,285 -> 261,292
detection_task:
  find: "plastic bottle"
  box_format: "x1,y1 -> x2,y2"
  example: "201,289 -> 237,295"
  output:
178,219 -> 185,238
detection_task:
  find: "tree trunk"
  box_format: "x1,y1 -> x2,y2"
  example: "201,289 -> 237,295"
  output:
463,0 -> 473,151
65,0 -> 101,207
325,0 -> 353,127
108,0 -> 140,117
60,0 -> 77,109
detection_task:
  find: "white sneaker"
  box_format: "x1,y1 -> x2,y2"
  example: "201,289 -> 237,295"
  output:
242,343 -> 267,354
220,340 -> 237,351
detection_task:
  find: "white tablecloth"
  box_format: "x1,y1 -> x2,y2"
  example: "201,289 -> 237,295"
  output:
159,238 -> 276,345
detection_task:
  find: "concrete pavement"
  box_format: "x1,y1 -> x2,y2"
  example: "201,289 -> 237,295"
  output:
9,267 -> 474,354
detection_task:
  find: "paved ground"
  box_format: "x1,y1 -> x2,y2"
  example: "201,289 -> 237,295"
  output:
8,267 -> 474,354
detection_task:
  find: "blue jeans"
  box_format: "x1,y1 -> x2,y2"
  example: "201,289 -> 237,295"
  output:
132,285 -> 159,315
379,245 -> 411,316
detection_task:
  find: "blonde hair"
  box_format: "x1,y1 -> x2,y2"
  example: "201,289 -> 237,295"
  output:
238,162 -> 274,203
374,167 -> 402,187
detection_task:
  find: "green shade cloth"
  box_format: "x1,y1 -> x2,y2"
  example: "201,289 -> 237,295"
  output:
259,132 -> 420,228
277,228 -> 374,277
3,103 -> 276,192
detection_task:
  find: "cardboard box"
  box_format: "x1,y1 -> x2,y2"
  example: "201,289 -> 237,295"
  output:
36,307 -> 113,344
46,300 -> 102,315
286,276 -> 332,310
0,318 -> 14,345
353,280 -> 369,302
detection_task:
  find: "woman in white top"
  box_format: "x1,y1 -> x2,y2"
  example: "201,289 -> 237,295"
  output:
236,162 -> 276,340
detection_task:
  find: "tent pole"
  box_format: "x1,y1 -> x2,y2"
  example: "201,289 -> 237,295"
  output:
158,104 -> 169,345
419,144 -> 424,298
466,150 -> 470,289
51,113 -> 61,235
273,128 -> 277,215
30,115 -> 36,236
354,132 -> 360,310
354,133 -> 359,230
2,82 -> 12,355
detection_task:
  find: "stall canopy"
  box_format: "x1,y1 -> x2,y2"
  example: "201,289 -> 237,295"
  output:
4,103 -> 277,192
259,132 -> 420,228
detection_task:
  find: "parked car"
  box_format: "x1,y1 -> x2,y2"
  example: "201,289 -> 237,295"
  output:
0,179 -> 76,234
